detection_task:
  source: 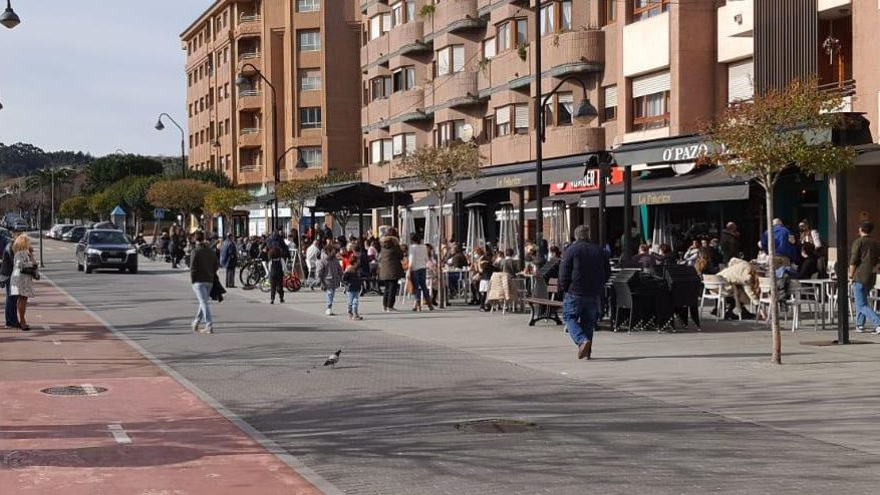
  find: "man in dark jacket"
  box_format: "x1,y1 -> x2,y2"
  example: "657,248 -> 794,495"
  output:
559,225 -> 610,360
190,231 -> 219,334
219,233 -> 237,288
0,233 -> 19,328
267,228 -> 290,260
720,222 -> 742,263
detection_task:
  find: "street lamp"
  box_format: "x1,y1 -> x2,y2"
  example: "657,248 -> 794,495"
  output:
236,63 -> 280,230
154,113 -> 186,177
534,65 -> 598,259
0,0 -> 20,29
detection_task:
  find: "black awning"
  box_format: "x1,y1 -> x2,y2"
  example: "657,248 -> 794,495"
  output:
854,143 -> 880,166
610,134 -> 722,167
579,166 -> 750,208
311,182 -> 412,213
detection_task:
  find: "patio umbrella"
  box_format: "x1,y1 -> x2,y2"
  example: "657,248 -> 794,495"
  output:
651,207 -> 675,253
549,200 -> 570,248
399,207 -> 415,243
425,206 -> 441,248
465,203 -> 486,254
497,202 -> 519,257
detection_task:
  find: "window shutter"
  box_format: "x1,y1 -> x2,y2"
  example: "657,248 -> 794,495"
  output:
514,104 -> 529,129
483,38 -> 496,59
496,106 -> 510,125
371,141 -> 382,164
370,17 -> 381,40
382,14 -> 392,32
727,58 -> 754,103
604,85 -> 618,107
405,133 -> 416,154
437,48 -> 450,76
392,135 -> 403,156
383,139 -> 393,160
632,71 -> 671,98
452,45 -> 465,73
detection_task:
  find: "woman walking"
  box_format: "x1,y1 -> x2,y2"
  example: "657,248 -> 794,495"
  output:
408,233 -> 433,312
378,228 -> 404,312
268,247 -> 285,304
10,235 -> 38,331
316,245 -> 342,316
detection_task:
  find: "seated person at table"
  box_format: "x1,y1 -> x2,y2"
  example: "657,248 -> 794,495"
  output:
796,243 -> 822,280
495,248 -> 520,276
652,243 -> 676,266
716,258 -> 758,320
695,247 -> 719,275
684,240 -> 701,266
632,244 -> 655,269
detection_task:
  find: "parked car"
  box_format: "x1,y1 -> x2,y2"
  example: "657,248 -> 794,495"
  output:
76,229 -> 138,274
62,226 -> 87,243
91,221 -> 120,230
48,223 -> 75,239
12,220 -> 28,232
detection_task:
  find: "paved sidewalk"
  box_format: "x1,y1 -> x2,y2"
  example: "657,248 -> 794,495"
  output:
0,282 -> 327,494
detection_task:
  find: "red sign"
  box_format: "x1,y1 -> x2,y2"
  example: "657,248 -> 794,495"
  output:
550,167 -> 624,194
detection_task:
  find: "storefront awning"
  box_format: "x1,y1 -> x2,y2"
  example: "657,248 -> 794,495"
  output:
611,134 -> 721,168
854,143 -> 880,166
579,166 -> 750,208
308,182 -> 412,213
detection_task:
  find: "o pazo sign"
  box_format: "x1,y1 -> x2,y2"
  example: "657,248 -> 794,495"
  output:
661,142 -> 716,162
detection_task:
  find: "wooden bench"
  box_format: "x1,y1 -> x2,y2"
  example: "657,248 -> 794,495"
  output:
523,278 -> 563,326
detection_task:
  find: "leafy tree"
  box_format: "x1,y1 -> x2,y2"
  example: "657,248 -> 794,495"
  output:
203,188 -> 252,218
703,77 -> 856,365
174,169 -> 231,188
276,179 -> 322,235
88,191 -> 116,220
400,142 -> 482,307
147,179 -> 216,231
0,142 -> 51,177
85,155 -> 164,192
59,196 -> 91,222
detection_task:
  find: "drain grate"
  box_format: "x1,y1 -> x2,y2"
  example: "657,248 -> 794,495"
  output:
41,385 -> 108,396
454,419 -> 539,434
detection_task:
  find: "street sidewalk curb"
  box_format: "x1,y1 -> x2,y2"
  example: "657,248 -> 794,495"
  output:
43,274 -> 345,495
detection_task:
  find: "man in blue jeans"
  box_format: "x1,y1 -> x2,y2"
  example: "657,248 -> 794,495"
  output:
849,221 -> 880,333
558,225 -> 610,360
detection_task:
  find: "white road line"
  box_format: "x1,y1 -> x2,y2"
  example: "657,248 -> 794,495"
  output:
52,339 -> 61,345
107,424 -> 132,444
81,384 -> 99,396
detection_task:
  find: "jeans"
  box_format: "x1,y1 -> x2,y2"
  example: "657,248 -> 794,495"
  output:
325,288 -> 336,309
410,269 -> 430,305
853,281 -> 880,328
382,280 -> 399,309
347,290 -> 360,315
270,274 -> 284,303
5,282 -> 18,327
225,264 -> 236,288
562,294 -> 600,346
192,282 -> 213,328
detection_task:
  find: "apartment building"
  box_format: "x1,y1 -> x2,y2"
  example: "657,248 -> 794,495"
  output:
360,0 -> 880,255
182,0 -> 362,233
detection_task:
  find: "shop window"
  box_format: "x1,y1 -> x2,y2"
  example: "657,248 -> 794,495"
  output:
632,0 -> 669,22
300,107 -> 322,129
540,1 -> 572,36
632,91 -> 669,131
436,45 -> 465,77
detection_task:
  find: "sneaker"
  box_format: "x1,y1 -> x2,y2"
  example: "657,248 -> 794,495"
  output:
855,326 -> 866,333
325,309 -> 334,316
202,326 -> 214,334
352,315 -> 363,321
192,322 -> 200,333
873,327 -> 880,335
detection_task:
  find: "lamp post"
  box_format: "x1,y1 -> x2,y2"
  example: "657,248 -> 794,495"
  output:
277,145 -> 309,246
535,71 -> 598,257
236,63 -> 279,230
154,113 -> 186,177
0,0 -> 20,29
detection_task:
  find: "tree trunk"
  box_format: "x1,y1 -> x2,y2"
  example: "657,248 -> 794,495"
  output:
438,192 -> 447,308
764,184 -> 782,365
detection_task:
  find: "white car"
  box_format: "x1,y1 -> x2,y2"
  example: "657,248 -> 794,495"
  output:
48,223 -> 75,239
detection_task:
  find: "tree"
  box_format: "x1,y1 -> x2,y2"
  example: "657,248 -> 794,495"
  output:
400,142 -> 482,307
146,179 -> 216,231
88,191 -> 116,220
59,196 -> 90,222
204,188 -> 252,218
119,176 -> 160,233
176,169 -> 231,188
85,155 -> 164,193
703,77 -> 856,365
276,179 -> 322,234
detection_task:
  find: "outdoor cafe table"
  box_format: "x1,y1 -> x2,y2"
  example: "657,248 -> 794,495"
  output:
797,278 -> 835,329
443,268 -> 470,303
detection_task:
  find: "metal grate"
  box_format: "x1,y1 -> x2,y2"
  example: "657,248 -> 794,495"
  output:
454,419 -> 539,434
41,385 -> 107,396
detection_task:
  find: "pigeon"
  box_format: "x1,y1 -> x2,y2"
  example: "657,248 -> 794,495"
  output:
323,350 -> 342,368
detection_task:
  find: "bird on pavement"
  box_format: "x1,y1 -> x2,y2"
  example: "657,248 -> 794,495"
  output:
323,350 -> 342,368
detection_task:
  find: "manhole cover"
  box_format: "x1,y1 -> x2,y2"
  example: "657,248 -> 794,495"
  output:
41,385 -> 108,396
454,419 -> 539,434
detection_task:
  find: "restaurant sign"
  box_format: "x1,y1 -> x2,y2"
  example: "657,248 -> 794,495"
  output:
550,167 -> 624,194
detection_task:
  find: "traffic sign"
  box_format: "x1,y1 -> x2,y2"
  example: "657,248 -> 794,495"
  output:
153,208 -> 166,220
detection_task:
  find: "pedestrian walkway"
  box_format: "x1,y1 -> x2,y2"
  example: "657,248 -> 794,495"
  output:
0,282 -> 327,495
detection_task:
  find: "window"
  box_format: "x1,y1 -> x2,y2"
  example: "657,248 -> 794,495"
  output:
603,85 -> 617,121
515,19 -> 528,47
369,15 -> 382,40
300,107 -> 322,129
540,3 -> 555,35
727,59 -> 754,103
631,71 -> 670,130
436,45 -> 464,76
633,0 -> 669,21
392,66 -> 415,92
370,140 -> 382,164
557,93 -> 573,125
602,0 -> 616,26
406,1 -> 415,24
435,120 -> 465,146
494,105 -> 528,136
496,106 -> 511,137
300,148 -> 323,169
483,37 -> 496,59
483,116 -> 496,141
300,68 -> 322,91
298,30 -> 321,51
225,118 -> 230,135
297,0 -> 320,12
391,2 -> 403,27
370,76 -> 392,100
497,22 -> 510,52
514,104 -> 529,134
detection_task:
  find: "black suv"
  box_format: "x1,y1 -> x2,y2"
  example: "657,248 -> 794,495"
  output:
76,229 -> 138,274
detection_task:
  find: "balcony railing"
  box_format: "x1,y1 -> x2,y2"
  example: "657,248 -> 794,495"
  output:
819,79 -> 856,97
239,14 -> 261,23
240,128 -> 262,135
239,89 -> 262,97
239,164 -> 262,172
239,51 -> 261,60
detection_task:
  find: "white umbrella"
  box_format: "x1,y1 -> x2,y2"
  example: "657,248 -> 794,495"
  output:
549,200 -> 570,248
497,203 -> 519,257
400,207 -> 415,243
425,206 -> 441,247
651,207 -> 675,252
465,203 -> 486,254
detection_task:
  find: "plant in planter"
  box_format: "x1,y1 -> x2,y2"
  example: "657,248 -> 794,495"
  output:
419,4 -> 435,17
476,57 -> 491,74
517,42 -> 528,61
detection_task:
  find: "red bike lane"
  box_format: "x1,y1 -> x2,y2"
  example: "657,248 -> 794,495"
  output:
0,281 -> 327,495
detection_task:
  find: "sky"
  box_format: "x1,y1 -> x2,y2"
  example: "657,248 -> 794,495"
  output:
0,0 -> 210,157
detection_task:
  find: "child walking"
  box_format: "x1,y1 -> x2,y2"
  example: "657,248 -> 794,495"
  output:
268,247 -> 285,304
343,258 -> 364,320
316,245 -> 342,316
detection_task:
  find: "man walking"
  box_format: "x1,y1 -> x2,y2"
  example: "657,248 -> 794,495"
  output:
0,231 -> 19,328
190,231 -> 219,334
849,221 -> 880,334
219,233 -> 237,288
559,225 -> 610,360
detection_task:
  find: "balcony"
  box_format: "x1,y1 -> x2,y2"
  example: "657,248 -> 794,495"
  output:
237,165 -> 265,185
235,14 -> 262,37
430,71 -> 480,108
389,88 -> 425,119
429,0 -> 482,36
542,126 -> 605,159
237,50 -> 263,73
388,21 -> 428,56
490,133 -> 532,166
361,35 -> 390,67
238,128 -> 263,148
238,90 -> 263,110
362,97 -> 390,126
820,79 -> 856,113
541,30 -> 603,77
478,47 -> 530,93
717,0 -> 753,62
